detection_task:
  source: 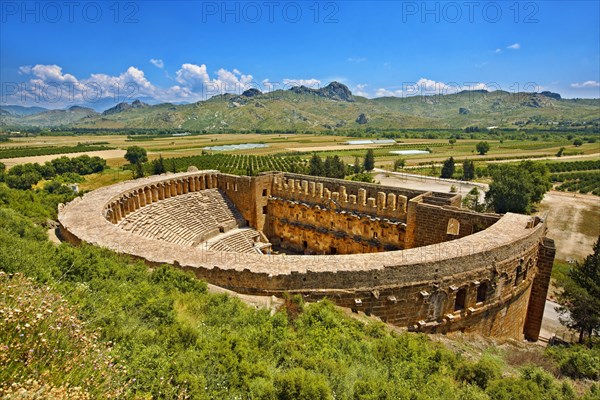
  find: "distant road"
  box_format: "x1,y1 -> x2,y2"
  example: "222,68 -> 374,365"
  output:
488,152 -> 600,164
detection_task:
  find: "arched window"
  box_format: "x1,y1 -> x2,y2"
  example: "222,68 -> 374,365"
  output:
476,282 -> 488,303
454,288 -> 467,311
515,266 -> 523,286
447,218 -> 460,235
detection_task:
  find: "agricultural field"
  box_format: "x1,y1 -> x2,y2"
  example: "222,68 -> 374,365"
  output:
2,132 -> 598,169
144,153 -> 309,176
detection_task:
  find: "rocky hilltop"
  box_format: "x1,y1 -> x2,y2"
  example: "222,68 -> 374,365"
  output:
1,83 -> 598,131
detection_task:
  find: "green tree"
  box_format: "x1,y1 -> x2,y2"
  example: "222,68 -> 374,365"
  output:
485,162 -> 551,214
573,139 -> 584,147
348,173 -> 374,183
364,149 -> 375,171
462,187 -> 485,212
476,141 -> 490,155
393,159 -> 405,171
440,157 -> 455,179
133,162 -> 145,179
353,156 -> 363,174
124,146 -> 148,165
5,173 -> 41,190
449,138 -> 456,146
557,238 -> 600,343
462,159 -> 476,180
152,155 -> 167,175
309,154 -> 323,176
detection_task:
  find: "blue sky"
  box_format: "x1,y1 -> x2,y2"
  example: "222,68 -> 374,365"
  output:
1,1 -> 599,107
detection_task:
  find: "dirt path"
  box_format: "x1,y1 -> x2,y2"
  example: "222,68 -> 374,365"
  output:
537,191 -> 600,261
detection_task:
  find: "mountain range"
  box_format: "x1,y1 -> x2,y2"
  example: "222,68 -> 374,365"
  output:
1,82 -> 598,131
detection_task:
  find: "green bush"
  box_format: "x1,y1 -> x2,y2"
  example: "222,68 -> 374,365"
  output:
274,368 -> 333,400
456,355 -> 502,389
547,345 -> 600,380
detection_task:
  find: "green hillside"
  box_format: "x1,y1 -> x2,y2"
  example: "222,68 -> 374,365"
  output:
1,83 -> 599,132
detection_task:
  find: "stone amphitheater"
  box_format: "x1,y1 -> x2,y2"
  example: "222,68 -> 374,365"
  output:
58,169 -> 555,340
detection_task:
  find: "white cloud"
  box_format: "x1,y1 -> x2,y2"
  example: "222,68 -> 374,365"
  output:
282,78 -> 321,88
150,58 -> 164,69
375,88 -> 403,97
175,63 -> 210,89
494,48 -> 501,53
353,83 -> 370,97
30,64 -> 78,83
8,63 -> 257,107
570,80 -> 600,88
375,78 -> 490,98
347,57 -> 367,63
18,65 -> 32,74
507,43 -> 520,50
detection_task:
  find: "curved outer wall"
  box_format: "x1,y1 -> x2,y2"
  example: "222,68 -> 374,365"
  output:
58,171 -> 555,340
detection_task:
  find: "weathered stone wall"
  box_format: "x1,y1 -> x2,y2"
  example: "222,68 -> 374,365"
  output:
265,198 -> 405,254
271,173 -> 413,222
411,202 -> 501,248
524,237 -> 556,340
218,173 -> 271,232
58,170 -> 555,341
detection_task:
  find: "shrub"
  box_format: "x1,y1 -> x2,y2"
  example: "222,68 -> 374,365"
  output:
274,368 -> 333,400
455,355 -> 501,389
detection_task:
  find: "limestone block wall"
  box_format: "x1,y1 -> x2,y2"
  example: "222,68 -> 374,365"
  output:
410,202 -> 501,248
218,173 -> 271,232
265,198 -> 406,254
271,173 -> 415,222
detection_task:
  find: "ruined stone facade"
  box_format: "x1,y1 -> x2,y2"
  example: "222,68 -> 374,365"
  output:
58,170 -> 555,340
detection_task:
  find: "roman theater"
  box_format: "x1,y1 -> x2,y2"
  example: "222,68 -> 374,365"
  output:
58,169 -> 555,341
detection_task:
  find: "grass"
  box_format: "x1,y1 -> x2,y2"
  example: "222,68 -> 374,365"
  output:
552,261 -> 572,283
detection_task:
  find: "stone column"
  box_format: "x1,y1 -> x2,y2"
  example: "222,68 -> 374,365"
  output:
145,187 -> 152,204
122,197 -> 130,215
309,181 -> 316,197
152,186 -> 159,202
133,192 -> 140,210
182,179 -> 188,194
367,197 -> 376,208
377,192 -> 386,210
118,201 -> 125,219
302,180 -> 308,195
138,189 -> 146,207
387,193 -> 397,211
158,184 -> 165,200
316,183 -> 324,198
349,194 -> 357,205
358,188 -> 367,206
524,238 -> 556,341
397,195 -> 408,213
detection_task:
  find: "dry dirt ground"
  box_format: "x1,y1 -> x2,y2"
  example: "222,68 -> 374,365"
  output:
537,191 -> 600,261
373,171 -> 488,201
0,149 -> 127,168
